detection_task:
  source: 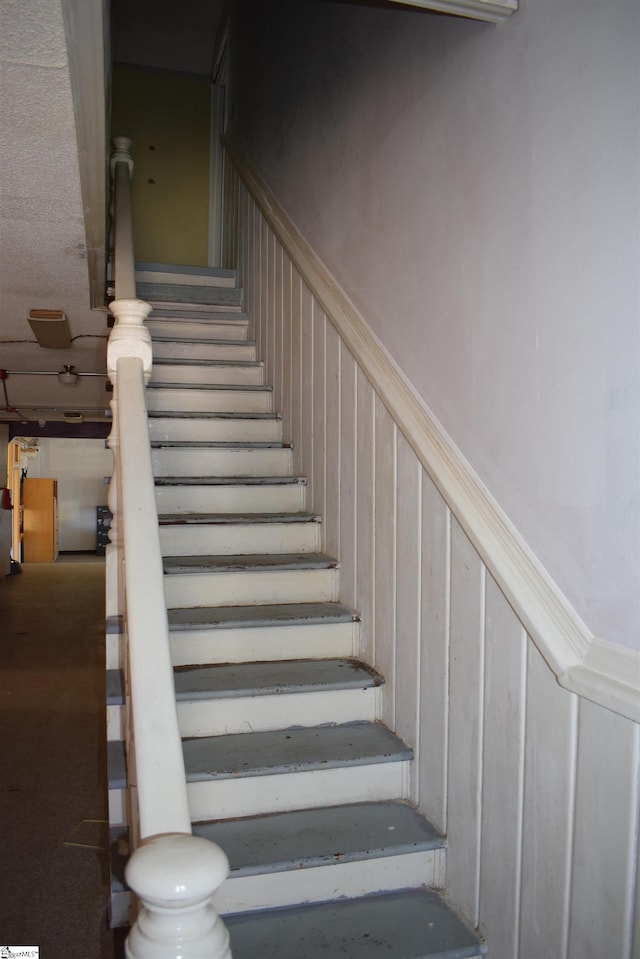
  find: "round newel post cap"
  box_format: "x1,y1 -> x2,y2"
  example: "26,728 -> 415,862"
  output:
125,833 -> 230,909
125,834 -> 232,959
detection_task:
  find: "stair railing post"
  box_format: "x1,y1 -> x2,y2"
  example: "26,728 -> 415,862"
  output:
124,834 -> 231,959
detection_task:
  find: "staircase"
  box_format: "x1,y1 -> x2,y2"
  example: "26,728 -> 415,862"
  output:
107,264 -> 485,958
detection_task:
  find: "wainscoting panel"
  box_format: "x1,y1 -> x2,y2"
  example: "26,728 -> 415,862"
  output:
447,519 -> 485,926
394,433 -> 422,804
374,397 -> 397,732
355,368 -> 376,667
568,699 -> 639,959
299,281 -> 314,484
339,346 -> 358,610
226,156 -> 640,959
520,641 -> 577,959
479,576 -> 526,958
311,305 -> 326,523
324,321 -> 342,561
418,472 -> 450,835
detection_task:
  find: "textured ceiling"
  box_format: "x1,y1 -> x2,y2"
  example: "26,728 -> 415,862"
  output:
0,0 -> 226,426
0,0 -> 109,423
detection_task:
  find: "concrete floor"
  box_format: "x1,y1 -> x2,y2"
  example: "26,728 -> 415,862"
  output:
0,555 -> 124,958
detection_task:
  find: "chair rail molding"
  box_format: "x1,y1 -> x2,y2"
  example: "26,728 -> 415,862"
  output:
223,135 -> 640,725
386,0 -> 517,24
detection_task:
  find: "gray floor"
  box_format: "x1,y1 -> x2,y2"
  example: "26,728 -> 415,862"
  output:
0,555 -> 124,958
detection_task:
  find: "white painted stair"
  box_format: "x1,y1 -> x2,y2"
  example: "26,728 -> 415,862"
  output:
107,265 -> 485,958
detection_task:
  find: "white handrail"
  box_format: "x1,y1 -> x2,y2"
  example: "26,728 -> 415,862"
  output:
107,138 -> 231,958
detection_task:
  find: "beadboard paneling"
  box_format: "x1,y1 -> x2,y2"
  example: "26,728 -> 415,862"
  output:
355,368 -> 376,666
339,345 -> 358,609
395,433 -> 422,803
311,304 -> 326,522
374,397 -> 397,731
418,472 -> 450,834
568,699 -> 640,959
478,576 -> 526,956
300,281 -> 314,496
447,519 -> 485,925
324,322 -> 341,560
282,256 -> 293,441
291,270 -> 303,474
229,170 -> 640,959
520,641 -> 577,959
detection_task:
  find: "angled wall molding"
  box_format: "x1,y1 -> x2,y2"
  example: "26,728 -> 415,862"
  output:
386,0 -> 518,24
224,136 -> 639,725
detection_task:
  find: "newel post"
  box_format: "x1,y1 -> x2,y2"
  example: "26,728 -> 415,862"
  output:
125,834 -> 232,959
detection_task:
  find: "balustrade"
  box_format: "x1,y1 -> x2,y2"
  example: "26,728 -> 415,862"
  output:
107,137 -> 231,959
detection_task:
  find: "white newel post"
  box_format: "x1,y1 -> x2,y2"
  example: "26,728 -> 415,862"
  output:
125,835 -> 232,959
106,297 -> 154,622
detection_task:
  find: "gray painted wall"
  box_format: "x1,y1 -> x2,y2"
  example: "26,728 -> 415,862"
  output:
228,0 -> 640,651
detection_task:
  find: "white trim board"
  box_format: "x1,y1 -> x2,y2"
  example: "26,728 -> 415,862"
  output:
61,0 -> 108,310
224,136 -> 640,725
385,0 -> 517,24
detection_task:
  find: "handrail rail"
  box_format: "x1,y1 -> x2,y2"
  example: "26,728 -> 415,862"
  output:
107,137 -> 231,958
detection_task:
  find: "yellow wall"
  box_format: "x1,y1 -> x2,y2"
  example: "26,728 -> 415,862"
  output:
112,64 -> 210,266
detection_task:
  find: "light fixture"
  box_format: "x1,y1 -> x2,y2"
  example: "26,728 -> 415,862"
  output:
58,365 -> 79,386
28,310 -> 72,349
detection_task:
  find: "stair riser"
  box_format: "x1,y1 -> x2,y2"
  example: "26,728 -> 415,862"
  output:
147,389 -> 272,414
109,890 -> 131,929
152,342 -> 256,362
159,523 -> 321,557
149,418 -> 282,444
176,686 -> 380,738
164,568 -> 340,609
169,621 -> 358,667
107,705 -> 126,742
150,364 -> 264,387
155,484 -> 306,515
109,789 -> 127,828
108,687 -> 376,743
151,448 -> 292,477
147,319 -> 249,341
137,269 -> 236,289
106,632 -> 121,670
215,849 -> 445,916
141,288 -> 243,309
187,761 -> 411,821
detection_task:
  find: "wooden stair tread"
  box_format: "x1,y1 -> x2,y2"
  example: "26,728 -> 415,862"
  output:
194,800 -> 441,875
167,601 -> 358,630
226,889 -> 485,958
182,722 -> 412,783
163,552 -> 337,573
